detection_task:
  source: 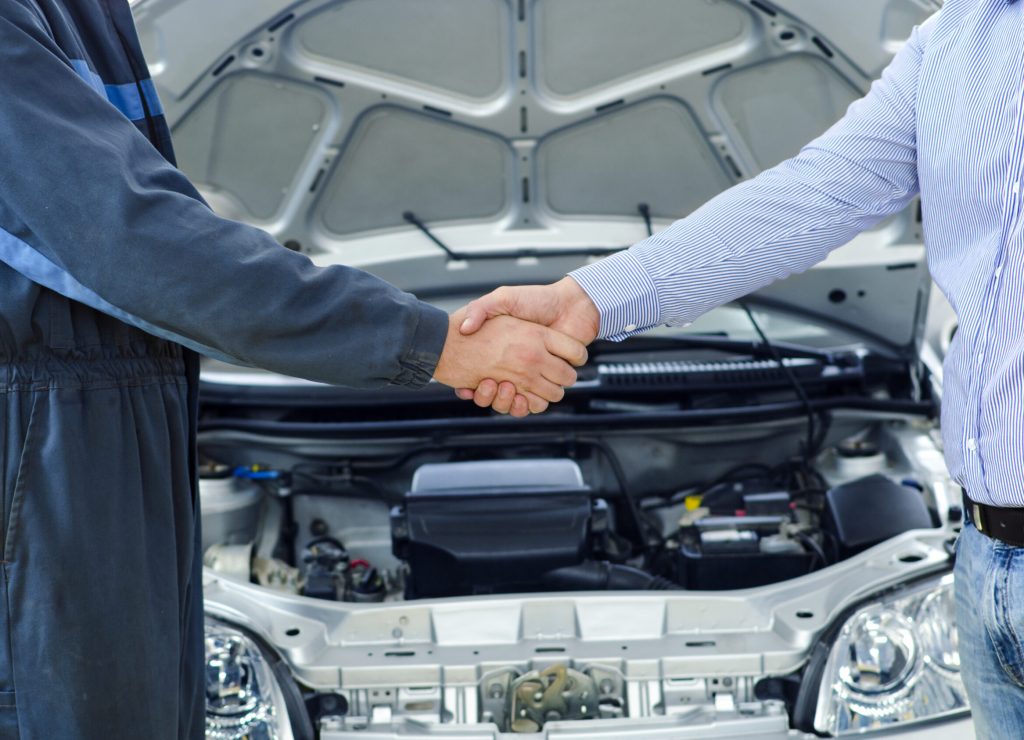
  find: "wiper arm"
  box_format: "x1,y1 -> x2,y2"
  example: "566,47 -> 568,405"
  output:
402,211 -> 461,260
402,211 -> 625,261
638,202 -> 653,237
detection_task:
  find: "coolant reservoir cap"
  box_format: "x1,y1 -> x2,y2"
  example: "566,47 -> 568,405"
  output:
837,440 -> 880,458
198,461 -> 233,479
835,440 -> 886,477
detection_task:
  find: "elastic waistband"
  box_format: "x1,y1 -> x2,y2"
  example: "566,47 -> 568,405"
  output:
0,355 -> 187,391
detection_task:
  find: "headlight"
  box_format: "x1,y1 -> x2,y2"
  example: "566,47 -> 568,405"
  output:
811,573 -> 968,734
205,619 -> 303,740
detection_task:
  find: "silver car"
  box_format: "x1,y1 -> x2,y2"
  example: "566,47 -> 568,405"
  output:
133,0 -> 967,737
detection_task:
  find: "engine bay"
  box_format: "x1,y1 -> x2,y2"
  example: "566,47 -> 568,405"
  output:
196,335 -> 956,734
200,416 -> 943,605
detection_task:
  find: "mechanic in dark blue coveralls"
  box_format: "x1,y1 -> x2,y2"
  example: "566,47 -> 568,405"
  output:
0,1 -> 587,737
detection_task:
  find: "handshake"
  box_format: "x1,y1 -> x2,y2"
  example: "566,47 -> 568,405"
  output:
432,276 -> 601,417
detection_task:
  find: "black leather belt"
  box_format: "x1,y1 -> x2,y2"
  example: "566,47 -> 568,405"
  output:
964,491 -> 1024,547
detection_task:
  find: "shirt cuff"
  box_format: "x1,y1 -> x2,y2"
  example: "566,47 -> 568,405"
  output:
569,249 -> 661,341
390,301 -> 449,389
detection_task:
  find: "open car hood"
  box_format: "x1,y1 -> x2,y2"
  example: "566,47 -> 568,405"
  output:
134,0 -> 940,354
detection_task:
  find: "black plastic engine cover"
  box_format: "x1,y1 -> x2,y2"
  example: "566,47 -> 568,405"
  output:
825,474 -> 933,555
391,460 -> 601,598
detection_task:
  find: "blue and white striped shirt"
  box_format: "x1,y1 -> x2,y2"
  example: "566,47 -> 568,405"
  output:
571,0 -> 1024,508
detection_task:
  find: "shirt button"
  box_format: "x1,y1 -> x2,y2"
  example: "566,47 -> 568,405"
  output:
967,438 -> 978,452
996,265 -> 1004,278
1015,181 -> 1021,195
624,324 -> 637,332
978,353 -> 985,365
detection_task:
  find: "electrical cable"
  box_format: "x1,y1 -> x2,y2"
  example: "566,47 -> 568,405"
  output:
792,531 -> 828,572
740,303 -> 820,460
289,462 -> 403,504
644,461 -> 781,511
577,437 -> 665,553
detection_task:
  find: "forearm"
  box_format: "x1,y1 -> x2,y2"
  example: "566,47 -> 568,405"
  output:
572,149 -> 911,339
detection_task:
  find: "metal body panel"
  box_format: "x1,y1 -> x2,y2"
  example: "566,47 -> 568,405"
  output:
205,529 -> 954,689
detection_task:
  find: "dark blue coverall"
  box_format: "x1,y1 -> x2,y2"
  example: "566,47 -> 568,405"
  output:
0,0 -> 450,736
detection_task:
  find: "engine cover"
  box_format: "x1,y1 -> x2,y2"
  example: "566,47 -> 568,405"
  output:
391,460 -> 603,598
825,474 -> 934,555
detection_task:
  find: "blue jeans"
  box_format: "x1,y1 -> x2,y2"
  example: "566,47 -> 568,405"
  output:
956,518 -> 1024,738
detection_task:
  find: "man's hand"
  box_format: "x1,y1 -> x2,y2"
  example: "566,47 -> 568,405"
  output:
454,277 -> 600,413
433,309 -> 588,417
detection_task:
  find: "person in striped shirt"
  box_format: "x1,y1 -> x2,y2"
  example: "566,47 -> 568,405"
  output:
459,1 -> 1024,734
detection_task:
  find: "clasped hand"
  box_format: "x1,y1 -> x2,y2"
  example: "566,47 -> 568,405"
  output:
432,277 -> 600,417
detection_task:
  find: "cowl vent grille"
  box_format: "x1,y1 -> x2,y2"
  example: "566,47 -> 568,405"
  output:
597,357 -> 819,387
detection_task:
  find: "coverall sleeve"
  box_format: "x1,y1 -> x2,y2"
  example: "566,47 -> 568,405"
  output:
0,3 -> 448,389
570,16 -> 934,341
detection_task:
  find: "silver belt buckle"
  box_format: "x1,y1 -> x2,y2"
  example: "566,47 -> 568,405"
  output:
974,503 -> 984,532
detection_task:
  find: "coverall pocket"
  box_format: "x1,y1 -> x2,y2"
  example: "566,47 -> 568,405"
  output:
1,393 -> 40,564
0,689 -> 17,738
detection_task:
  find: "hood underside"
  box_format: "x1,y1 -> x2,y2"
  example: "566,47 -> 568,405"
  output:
134,0 -> 940,350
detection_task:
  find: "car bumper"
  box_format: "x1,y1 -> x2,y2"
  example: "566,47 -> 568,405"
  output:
318,713 -> 974,739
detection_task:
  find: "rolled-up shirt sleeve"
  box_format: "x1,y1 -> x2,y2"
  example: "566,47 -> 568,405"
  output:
571,17 -> 932,341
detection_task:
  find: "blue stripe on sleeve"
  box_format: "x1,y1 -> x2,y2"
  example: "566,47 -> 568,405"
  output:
69,59 -> 164,121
